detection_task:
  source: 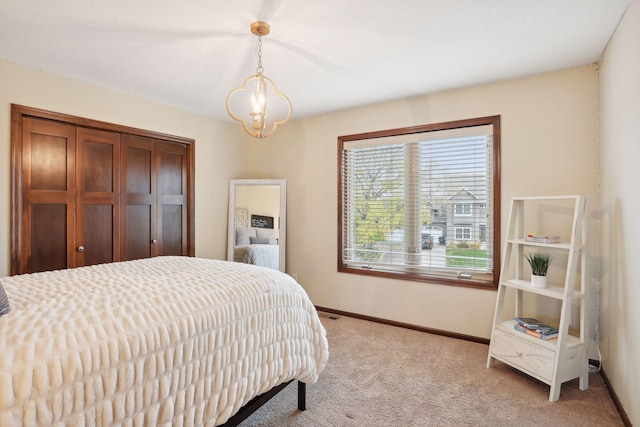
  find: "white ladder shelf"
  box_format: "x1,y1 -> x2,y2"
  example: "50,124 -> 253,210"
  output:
486,195 -> 588,401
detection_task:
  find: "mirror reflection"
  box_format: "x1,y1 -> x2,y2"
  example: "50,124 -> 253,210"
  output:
227,179 -> 286,272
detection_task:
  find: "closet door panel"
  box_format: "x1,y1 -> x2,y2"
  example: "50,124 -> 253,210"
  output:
82,204 -> 115,266
82,140 -> 115,193
158,143 -> 188,256
126,147 -> 152,194
161,205 -> 182,256
30,204 -> 68,273
20,118 -> 76,274
121,135 -> 158,260
76,128 -> 120,267
30,134 -> 69,191
125,205 -> 153,260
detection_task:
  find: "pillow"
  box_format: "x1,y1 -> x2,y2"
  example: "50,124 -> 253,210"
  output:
256,229 -> 276,240
236,228 -> 257,246
253,229 -> 278,244
0,282 -> 9,317
249,237 -> 272,245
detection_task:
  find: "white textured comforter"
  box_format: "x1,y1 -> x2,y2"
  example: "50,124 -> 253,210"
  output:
0,256 -> 329,426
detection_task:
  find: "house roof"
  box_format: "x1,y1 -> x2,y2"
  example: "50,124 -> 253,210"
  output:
0,0 -> 631,121
447,188 -> 480,201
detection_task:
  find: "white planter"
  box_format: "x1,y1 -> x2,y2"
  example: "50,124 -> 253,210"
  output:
531,274 -> 548,289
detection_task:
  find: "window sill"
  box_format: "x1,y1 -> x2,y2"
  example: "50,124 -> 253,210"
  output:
338,264 -> 498,290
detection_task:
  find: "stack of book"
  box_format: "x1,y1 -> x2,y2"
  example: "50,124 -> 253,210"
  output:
513,317 -> 559,340
525,233 -> 560,244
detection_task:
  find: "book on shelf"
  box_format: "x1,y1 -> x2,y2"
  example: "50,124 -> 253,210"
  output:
513,317 -> 559,340
514,323 -> 558,340
513,317 -> 554,330
525,233 -> 560,244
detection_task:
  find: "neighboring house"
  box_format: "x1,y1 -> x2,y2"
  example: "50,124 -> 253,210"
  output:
446,186 -> 488,244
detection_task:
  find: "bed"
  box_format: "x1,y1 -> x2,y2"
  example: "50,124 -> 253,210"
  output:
233,228 -> 280,270
0,256 -> 329,426
233,245 -> 279,270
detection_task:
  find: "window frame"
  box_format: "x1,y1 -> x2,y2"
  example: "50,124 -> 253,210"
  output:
337,115 -> 501,290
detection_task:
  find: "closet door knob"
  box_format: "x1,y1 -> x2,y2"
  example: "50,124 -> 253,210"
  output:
77,246 -> 85,252
151,239 -> 158,244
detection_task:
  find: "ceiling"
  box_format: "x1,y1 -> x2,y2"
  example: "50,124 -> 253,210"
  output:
0,0 -> 631,121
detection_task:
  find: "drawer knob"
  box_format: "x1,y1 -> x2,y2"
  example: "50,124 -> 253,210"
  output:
516,350 -> 523,356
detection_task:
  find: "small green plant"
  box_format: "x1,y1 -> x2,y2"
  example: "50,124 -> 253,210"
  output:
524,252 -> 553,276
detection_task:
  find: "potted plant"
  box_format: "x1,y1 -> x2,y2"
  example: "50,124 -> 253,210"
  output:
524,252 -> 553,288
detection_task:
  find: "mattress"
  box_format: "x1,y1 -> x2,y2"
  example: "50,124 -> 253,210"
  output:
0,256 -> 328,426
234,244 -> 279,270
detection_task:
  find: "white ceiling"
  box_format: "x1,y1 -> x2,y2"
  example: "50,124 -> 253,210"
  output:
0,0 -> 631,121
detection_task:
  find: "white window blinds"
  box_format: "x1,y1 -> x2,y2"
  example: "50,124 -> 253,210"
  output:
339,117 -> 500,286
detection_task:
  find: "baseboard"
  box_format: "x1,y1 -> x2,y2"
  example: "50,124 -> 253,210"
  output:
595,362 -> 632,427
315,306 -> 489,345
316,306 -> 631,425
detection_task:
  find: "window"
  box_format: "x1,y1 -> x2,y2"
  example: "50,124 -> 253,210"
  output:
455,227 -> 472,240
338,115 -> 500,288
455,203 -> 472,216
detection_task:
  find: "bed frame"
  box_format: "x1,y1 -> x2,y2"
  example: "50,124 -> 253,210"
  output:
221,381 -> 306,426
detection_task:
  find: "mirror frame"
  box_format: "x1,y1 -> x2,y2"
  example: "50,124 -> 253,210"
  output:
227,179 -> 287,272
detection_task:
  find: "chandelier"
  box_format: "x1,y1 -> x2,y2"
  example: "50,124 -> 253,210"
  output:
226,22 -> 292,139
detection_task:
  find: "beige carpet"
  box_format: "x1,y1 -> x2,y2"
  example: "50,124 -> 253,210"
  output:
240,313 -> 623,426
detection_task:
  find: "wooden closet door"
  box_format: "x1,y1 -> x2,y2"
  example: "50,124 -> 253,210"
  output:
121,136 -> 190,260
20,118 -> 76,273
11,105 -> 195,275
158,141 -> 188,256
121,135 -> 157,261
76,128 -> 121,266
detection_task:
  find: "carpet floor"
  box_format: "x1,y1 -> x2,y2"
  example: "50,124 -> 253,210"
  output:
240,312 -> 623,426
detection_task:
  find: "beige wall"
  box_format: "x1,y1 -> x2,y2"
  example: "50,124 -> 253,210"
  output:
0,59 -> 249,276
599,0 -> 640,424
254,66 -> 600,342
235,185 -> 281,230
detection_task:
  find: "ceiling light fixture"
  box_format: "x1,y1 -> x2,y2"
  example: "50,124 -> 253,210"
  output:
226,21 -> 292,139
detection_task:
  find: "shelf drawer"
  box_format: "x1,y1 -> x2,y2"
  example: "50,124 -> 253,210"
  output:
491,329 -> 556,381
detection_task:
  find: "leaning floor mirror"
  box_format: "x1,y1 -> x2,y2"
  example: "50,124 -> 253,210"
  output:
227,179 -> 286,272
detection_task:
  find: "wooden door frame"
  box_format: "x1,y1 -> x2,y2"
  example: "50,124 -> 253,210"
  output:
10,104 -> 196,275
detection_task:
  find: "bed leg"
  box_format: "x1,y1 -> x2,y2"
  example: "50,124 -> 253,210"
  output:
297,381 -> 306,411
